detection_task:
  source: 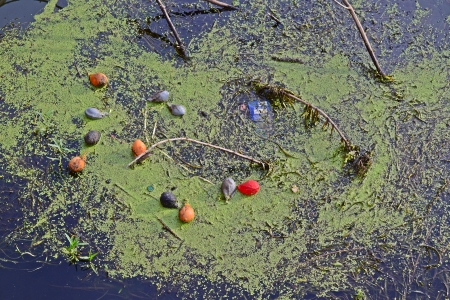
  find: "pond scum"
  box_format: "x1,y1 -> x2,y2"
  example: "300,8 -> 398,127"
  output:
0,0 -> 450,298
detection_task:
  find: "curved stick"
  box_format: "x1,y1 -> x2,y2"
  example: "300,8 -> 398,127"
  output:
280,91 -> 352,149
128,137 -> 266,168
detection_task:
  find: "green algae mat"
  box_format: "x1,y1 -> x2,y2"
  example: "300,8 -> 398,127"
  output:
1,0 -> 450,298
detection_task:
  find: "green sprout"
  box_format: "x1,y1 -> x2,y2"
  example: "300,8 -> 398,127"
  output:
48,138 -> 73,167
62,233 -> 88,263
354,288 -> 366,300
62,233 -> 99,274
79,249 -> 99,275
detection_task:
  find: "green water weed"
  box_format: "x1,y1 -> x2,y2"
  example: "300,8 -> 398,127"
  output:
47,138 -> 73,167
62,233 -> 88,264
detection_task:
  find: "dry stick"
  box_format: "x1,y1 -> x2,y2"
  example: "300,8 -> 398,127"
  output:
203,0 -> 238,10
335,0 -> 387,77
128,137 -> 266,168
155,0 -> 188,57
280,90 -> 352,150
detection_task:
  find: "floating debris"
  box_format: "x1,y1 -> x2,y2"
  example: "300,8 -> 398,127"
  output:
147,90 -> 169,102
89,72 -> 108,88
160,191 -> 179,208
131,139 -> 147,157
248,100 -> 273,137
179,203 -> 195,223
221,177 -> 236,201
237,180 -> 260,196
168,104 -> 186,116
85,107 -> 108,120
68,155 -> 86,172
84,130 -> 101,146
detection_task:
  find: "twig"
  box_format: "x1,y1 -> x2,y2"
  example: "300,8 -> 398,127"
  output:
267,8 -> 282,25
335,0 -> 388,78
114,183 -> 136,200
203,0 -> 238,10
331,0 -> 348,9
151,120 -> 157,140
267,13 -> 281,25
156,217 -> 183,241
271,56 -> 304,64
253,82 -> 353,151
73,62 -> 83,78
420,244 -> 442,269
155,0 -> 188,58
296,246 -> 365,268
128,137 -> 267,168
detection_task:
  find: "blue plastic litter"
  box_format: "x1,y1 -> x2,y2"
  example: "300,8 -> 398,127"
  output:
248,100 -> 272,122
247,100 -> 273,137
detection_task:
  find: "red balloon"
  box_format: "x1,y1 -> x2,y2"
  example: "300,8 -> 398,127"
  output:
237,180 -> 260,196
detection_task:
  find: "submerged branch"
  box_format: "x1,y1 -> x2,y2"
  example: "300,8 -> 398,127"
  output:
127,137 -> 267,169
335,0 -> 389,78
155,0 -> 188,58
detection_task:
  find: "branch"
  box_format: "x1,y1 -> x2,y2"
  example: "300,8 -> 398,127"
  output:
127,137 -> 267,168
203,0 -> 238,10
155,0 -> 188,58
253,82 -> 354,151
157,217 -> 183,241
281,91 -> 352,149
336,0 -> 388,78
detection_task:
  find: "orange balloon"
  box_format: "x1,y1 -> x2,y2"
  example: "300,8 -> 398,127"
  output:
89,73 -> 108,88
179,203 -> 195,223
68,156 -> 86,172
132,139 -> 147,156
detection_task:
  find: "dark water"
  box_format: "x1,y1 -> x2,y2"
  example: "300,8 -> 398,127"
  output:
0,2 -> 173,299
0,0 -> 45,29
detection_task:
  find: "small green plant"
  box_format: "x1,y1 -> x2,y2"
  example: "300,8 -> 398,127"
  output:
354,288 -> 366,300
48,138 -> 73,166
62,233 -> 99,274
79,249 -> 99,275
62,233 -> 88,263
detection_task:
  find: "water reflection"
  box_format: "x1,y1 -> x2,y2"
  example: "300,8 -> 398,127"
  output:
0,0 -> 46,29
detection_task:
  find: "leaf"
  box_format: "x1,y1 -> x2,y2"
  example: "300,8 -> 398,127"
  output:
65,233 -> 73,244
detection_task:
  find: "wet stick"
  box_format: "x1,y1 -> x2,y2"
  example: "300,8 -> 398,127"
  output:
127,137 -> 267,169
156,217 -> 183,241
203,0 -> 238,10
155,0 -> 188,58
333,0 -> 388,78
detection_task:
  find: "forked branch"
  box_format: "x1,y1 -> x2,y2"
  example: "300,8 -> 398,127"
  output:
128,137 -> 267,168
